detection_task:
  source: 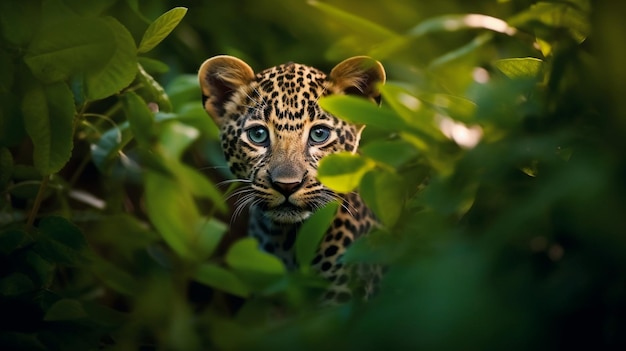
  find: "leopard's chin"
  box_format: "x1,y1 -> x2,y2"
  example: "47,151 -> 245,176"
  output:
264,204 -> 312,224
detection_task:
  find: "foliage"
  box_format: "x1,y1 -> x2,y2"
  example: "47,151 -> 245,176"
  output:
1,0 -> 626,350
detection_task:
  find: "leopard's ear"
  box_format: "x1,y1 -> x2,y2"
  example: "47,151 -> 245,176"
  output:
198,55 -> 255,125
329,56 -> 386,104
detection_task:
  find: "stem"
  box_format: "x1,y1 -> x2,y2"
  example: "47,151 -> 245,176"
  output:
26,175 -> 50,231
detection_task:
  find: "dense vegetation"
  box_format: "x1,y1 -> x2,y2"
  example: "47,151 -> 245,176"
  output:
1,0 -> 625,350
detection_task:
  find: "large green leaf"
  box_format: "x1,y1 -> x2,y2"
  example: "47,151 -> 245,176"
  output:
175,163 -> 227,213
22,82 -> 75,175
84,17 -> 138,100
318,152 -> 375,193
319,95 -> 406,132
138,7 -> 188,54
194,217 -> 228,260
296,201 -> 339,271
25,18 -> 114,84
360,139 -> 418,169
33,216 -> 88,266
0,0 -> 41,46
194,263 -> 250,298
308,1 -> 398,41
144,171 -> 200,260
225,238 -> 286,291
360,170 -> 405,228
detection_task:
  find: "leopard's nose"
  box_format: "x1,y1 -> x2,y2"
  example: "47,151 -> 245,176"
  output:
271,180 -> 303,197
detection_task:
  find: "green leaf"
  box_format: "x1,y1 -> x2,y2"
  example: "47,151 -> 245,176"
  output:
308,1 -> 398,44
360,139 -> 418,169
378,84 -> 445,142
0,147 -> 13,189
84,17 -> 138,100
318,153 -> 375,193
90,121 -> 132,173
22,82 -> 75,175
90,257 -> 138,296
194,218 -> 228,260
175,164 -> 227,213
122,91 -> 154,148
138,7 -> 188,54
415,92 -> 477,123
296,201 -> 339,271
494,58 -> 544,80
25,18 -> 115,84
408,14 -> 516,37
44,299 -> 87,321
145,171 -> 200,260
194,263 -> 250,297
0,273 -> 35,296
136,63 -> 172,112
226,238 -> 286,275
226,237 -> 286,277
360,170 -> 405,227
0,228 -> 31,255
319,95 -> 406,132
0,91 -> 26,147
157,121 -> 199,160
61,0 -> 117,16
34,216 -> 88,266
0,0 -> 41,46
509,2 -> 590,43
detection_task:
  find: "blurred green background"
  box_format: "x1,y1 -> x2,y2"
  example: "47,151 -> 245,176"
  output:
2,0 -> 626,350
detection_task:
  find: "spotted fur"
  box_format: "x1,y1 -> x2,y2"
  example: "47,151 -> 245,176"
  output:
198,55 -> 385,303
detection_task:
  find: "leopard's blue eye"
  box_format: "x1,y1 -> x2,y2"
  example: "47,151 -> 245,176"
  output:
309,126 -> 331,144
247,126 -> 269,146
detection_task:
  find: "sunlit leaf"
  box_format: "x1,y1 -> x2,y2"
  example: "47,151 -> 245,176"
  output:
194,263 -> 250,297
494,58 -> 544,79
318,153 -> 375,193
360,139 -> 418,169
319,95 -> 406,132
138,7 -> 187,53
509,1 -> 590,42
308,0 -> 397,41
296,201 -> 339,271
22,82 -> 75,175
157,121 -> 199,160
378,84 -> 445,141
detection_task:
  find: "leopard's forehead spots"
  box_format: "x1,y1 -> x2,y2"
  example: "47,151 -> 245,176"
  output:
249,63 -> 335,128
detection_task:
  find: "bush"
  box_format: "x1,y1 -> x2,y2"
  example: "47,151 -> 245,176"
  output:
1,0 -> 625,350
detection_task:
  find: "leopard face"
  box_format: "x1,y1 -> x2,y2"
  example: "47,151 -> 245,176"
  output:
199,56 -> 385,224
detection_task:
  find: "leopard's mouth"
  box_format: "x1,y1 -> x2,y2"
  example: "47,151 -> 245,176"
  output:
264,201 -> 312,223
